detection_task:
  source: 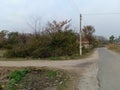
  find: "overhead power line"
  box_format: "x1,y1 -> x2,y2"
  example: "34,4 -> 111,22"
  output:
69,0 -> 120,16
82,12 -> 120,15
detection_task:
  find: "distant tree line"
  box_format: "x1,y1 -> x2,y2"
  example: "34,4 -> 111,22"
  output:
109,35 -> 120,44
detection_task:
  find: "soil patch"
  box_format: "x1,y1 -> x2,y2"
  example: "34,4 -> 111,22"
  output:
0,67 -> 68,90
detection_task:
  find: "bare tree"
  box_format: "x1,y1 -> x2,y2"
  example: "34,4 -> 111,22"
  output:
82,25 -> 95,45
45,19 -> 71,35
27,16 -> 42,34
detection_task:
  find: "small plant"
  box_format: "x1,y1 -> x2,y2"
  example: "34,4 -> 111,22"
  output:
8,68 -> 31,90
47,70 -> 58,79
0,85 -> 3,90
49,57 -> 62,60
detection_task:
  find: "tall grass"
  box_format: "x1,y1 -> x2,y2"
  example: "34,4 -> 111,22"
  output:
107,44 -> 120,53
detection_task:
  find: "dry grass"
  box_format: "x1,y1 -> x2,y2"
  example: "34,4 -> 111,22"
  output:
107,44 -> 120,53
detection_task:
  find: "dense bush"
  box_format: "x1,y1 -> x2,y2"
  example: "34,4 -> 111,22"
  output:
5,30 -> 78,58
4,20 -> 79,58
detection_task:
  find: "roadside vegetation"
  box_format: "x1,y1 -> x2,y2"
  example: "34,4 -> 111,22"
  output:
0,19 -> 104,60
107,35 -> 120,53
107,44 -> 120,53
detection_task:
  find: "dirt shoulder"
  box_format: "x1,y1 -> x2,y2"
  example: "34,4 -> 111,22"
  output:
77,58 -> 98,90
0,50 -> 99,90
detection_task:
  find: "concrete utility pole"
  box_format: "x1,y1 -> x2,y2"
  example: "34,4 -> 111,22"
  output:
80,14 -> 82,56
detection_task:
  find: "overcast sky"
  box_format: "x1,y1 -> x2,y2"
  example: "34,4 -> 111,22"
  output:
0,0 -> 120,38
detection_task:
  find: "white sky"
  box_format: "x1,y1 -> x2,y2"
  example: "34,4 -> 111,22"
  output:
0,0 -> 120,37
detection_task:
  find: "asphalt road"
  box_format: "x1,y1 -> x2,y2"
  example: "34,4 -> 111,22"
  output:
98,48 -> 120,90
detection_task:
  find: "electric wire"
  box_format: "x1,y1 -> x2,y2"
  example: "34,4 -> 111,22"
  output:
82,12 -> 120,15
69,0 -> 120,16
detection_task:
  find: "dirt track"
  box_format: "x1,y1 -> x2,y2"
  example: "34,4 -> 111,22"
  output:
0,50 -> 99,90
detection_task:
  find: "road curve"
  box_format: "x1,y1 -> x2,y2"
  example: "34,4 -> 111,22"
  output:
98,48 -> 120,90
0,50 -> 98,68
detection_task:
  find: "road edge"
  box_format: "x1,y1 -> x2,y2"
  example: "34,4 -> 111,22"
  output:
77,49 -> 99,90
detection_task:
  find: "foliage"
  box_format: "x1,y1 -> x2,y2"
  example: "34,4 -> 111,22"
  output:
1,20 -> 100,58
109,35 -> 115,44
82,46 -> 89,54
0,30 -> 8,48
47,70 -> 58,79
7,32 -> 19,45
49,30 -> 78,57
4,20 -> 79,58
82,25 -> 96,47
0,85 -> 2,90
6,68 -> 67,90
8,69 -> 31,90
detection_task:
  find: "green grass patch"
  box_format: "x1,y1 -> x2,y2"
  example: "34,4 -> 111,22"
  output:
0,85 -> 3,90
7,68 -> 31,90
47,70 -> 58,79
0,68 -> 70,90
15,68 -> 68,90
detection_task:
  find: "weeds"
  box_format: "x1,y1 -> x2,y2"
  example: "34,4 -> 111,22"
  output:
1,68 -> 69,90
8,68 -> 31,90
0,85 -> 2,90
47,70 -> 58,79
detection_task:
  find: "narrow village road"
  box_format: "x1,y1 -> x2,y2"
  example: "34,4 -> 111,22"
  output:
98,48 -> 120,90
2,48 -> 120,90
